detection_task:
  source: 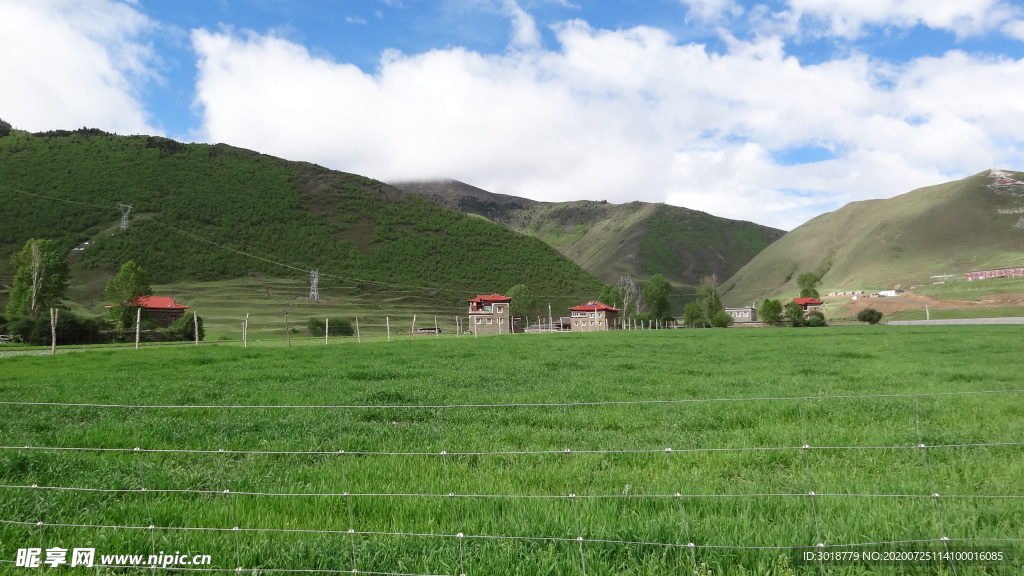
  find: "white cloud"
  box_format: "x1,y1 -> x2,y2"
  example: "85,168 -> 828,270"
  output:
785,0 -> 1020,39
0,0 -> 158,134
679,0 -> 744,23
191,20 -> 1024,230
501,0 -> 542,49
1004,19 -> 1024,41
345,16 -> 367,25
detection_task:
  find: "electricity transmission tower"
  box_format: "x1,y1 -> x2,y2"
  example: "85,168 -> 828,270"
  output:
309,270 -> 320,300
118,203 -> 133,231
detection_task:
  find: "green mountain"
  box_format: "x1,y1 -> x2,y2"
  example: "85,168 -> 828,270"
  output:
392,179 -> 785,289
720,170 -> 1024,305
0,128 -> 602,310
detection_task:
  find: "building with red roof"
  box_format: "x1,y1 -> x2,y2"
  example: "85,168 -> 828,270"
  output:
107,295 -> 189,327
789,297 -> 824,316
569,301 -> 619,332
467,293 -> 513,335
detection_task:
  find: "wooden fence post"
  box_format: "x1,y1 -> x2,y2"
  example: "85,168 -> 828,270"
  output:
135,307 -> 141,350
50,308 -> 58,355
325,317 -> 329,345
355,317 -> 361,343
194,310 -> 199,346
386,317 -> 391,342
285,312 -> 290,347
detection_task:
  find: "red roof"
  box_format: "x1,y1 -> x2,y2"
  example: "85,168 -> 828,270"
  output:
467,293 -> 512,303
569,300 -> 619,312
133,296 -> 189,310
791,298 -> 823,306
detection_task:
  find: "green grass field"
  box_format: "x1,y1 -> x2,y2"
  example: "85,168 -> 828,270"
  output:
2,327 -> 1022,575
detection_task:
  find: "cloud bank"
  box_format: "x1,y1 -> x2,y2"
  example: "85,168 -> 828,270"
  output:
192,15 -> 1024,229
0,0 -> 158,134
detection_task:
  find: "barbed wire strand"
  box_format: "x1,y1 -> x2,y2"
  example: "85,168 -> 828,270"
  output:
0,558 -> 455,576
2,388 -> 1021,410
1,441 -> 1020,458
3,484 -> 1023,500
2,519 -> 1019,551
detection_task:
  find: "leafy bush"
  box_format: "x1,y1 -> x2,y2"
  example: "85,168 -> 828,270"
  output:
857,308 -> 884,324
784,302 -> 806,327
308,317 -> 354,337
807,310 -> 827,327
167,313 -> 205,341
2,311 -> 104,345
710,309 -> 734,328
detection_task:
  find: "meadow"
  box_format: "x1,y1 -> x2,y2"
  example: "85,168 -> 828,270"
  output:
1,327 -> 1022,575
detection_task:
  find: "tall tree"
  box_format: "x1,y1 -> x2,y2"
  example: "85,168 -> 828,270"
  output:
104,260 -> 152,332
758,299 -> 784,325
616,273 -> 643,318
6,239 -> 70,318
642,273 -> 672,321
597,284 -> 622,309
797,272 -> 822,299
506,284 -> 540,321
683,274 -> 727,327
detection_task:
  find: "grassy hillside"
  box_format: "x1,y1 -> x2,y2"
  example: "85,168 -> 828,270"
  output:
721,170 -> 1024,305
393,180 -> 785,291
0,129 -> 602,312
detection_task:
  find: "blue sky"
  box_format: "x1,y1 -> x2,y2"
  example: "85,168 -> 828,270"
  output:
3,0 -> 1024,229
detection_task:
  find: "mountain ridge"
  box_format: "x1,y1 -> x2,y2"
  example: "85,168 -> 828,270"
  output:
392,179 -> 785,289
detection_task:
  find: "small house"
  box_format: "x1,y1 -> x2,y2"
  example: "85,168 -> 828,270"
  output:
569,301 -> 619,332
790,298 -> 824,316
726,307 -> 758,323
467,294 -> 512,335
108,295 -> 189,327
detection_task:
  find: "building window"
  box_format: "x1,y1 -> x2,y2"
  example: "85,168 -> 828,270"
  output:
475,318 -> 481,324
487,318 -> 492,324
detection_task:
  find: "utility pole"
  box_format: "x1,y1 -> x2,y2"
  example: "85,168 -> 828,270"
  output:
118,203 -> 133,231
309,270 -> 320,300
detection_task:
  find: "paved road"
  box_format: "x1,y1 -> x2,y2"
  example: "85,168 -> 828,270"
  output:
887,317 -> 1024,325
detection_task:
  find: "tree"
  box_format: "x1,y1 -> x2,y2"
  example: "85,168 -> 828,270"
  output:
683,301 -> 707,328
797,272 -> 822,299
0,118 -> 12,138
759,299 -> 784,325
616,273 -> 643,319
683,275 -> 727,328
169,314 -> 205,341
784,302 -> 806,327
807,310 -> 827,327
597,284 -> 622,309
710,309 -> 734,328
506,284 -> 540,321
642,274 -> 672,321
857,308 -> 884,324
6,239 -> 71,319
104,260 -> 152,332
308,317 -> 354,337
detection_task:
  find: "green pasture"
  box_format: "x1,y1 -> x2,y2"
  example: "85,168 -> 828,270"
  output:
1,327 -> 1022,574
151,277 -> 465,342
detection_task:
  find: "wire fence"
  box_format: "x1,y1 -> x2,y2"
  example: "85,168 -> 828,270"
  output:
1,389 -> 1022,574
